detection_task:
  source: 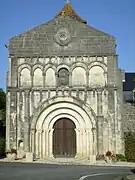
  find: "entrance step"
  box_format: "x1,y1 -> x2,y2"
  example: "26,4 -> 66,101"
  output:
37,157 -> 91,165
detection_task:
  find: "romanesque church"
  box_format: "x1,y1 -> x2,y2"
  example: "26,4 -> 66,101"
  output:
6,2 -> 125,162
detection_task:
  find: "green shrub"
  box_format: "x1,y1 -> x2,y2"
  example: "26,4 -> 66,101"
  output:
116,154 -> 127,162
0,137 -> 5,157
124,132 -> 135,162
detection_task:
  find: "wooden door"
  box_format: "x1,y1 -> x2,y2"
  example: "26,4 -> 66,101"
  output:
53,118 -> 76,158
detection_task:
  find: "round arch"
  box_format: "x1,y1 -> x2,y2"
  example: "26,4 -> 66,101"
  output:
44,63 -> 57,74
37,107 -> 86,130
88,61 -> 107,72
71,62 -> 88,72
57,64 -> 70,72
18,63 -> 31,74
49,114 -> 78,130
30,96 -> 97,159
31,96 -> 97,130
32,64 -> 43,72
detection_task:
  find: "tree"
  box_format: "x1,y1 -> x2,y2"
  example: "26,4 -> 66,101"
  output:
0,88 -> 6,126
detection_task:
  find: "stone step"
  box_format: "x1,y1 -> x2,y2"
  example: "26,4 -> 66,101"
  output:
37,157 -> 91,165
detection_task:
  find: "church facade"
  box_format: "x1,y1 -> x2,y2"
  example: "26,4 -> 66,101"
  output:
6,2 -> 124,162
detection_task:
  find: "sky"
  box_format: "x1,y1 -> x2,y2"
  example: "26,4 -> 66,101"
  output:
0,0 -> 135,90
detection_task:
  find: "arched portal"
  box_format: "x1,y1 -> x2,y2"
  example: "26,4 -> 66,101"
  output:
30,96 -> 97,161
53,118 -> 76,158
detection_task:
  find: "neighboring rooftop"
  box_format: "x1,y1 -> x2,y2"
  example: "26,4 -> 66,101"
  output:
123,73 -> 135,91
55,1 -> 87,24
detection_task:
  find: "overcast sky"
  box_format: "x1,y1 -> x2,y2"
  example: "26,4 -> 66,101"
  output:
0,0 -> 134,90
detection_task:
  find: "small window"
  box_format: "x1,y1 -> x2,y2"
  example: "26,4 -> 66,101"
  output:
58,68 -> 69,86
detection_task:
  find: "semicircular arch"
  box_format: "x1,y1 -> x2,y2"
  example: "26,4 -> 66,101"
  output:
36,107 -> 85,130
18,63 -> 31,74
88,61 -> 107,72
44,64 -> 57,73
31,96 -> 96,131
57,65 -> 70,73
71,62 -> 88,72
32,64 -> 43,72
50,114 -> 78,130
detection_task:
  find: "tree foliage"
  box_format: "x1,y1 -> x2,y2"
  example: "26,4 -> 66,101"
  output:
0,88 -> 6,126
125,132 -> 135,162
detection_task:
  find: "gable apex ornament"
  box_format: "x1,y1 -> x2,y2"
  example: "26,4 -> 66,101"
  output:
55,1 -> 87,24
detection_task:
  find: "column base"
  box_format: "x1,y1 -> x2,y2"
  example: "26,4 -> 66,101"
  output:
89,155 -> 96,163
25,152 -> 34,162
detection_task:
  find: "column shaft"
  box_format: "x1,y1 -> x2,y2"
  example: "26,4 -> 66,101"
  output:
24,90 -> 30,152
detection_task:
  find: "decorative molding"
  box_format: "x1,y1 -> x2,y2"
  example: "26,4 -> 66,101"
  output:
54,28 -> 71,46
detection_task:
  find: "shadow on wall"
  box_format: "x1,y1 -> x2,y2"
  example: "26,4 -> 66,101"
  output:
0,121 -> 6,158
0,121 -> 5,137
131,169 -> 135,173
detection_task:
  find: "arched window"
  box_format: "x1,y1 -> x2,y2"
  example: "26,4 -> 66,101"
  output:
89,66 -> 105,87
46,68 -> 56,87
20,68 -> 31,87
33,68 -> 43,87
72,67 -> 86,86
58,68 -> 69,86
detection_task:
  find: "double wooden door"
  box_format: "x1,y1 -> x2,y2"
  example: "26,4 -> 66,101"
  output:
53,118 -> 76,157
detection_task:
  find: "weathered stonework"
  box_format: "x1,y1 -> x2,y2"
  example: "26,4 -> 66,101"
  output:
6,2 -> 126,162
123,103 -> 135,132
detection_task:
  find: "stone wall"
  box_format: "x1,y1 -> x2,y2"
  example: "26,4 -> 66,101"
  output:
123,103 -> 135,132
8,16 -> 116,57
6,14 -> 125,155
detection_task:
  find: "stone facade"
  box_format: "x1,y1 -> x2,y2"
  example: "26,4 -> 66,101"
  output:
6,2 -> 125,162
123,103 -> 135,132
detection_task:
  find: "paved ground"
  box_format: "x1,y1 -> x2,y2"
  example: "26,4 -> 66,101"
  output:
0,162 -> 134,180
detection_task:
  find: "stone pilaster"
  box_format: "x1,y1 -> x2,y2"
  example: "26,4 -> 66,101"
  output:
40,90 -> 43,103
69,72 -> 72,87
31,72 -> 33,87
84,89 -> 87,102
96,116 -> 104,155
96,90 -> 104,155
114,89 -> 117,151
17,91 -> 21,143
24,90 -> 30,152
48,129 -> 54,157
31,90 -> 34,115
86,71 -> 89,87
43,72 -> 45,87
37,130 -> 42,158
82,129 -> 87,156
8,57 -> 11,87
46,129 -> 50,157
31,129 -> 36,153
10,91 -> 17,148
78,129 -> 83,157
92,127 -> 97,156
97,90 -> 103,115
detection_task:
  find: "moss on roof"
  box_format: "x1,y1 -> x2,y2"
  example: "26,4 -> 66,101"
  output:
55,1 -> 87,24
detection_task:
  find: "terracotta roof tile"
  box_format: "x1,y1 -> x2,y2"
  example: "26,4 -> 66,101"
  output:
55,2 -> 87,24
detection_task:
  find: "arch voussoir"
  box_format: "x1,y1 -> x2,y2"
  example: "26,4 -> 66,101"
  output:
30,96 -> 97,159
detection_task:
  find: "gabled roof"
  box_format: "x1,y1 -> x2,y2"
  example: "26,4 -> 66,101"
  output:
8,1 -> 115,56
55,1 -> 87,24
